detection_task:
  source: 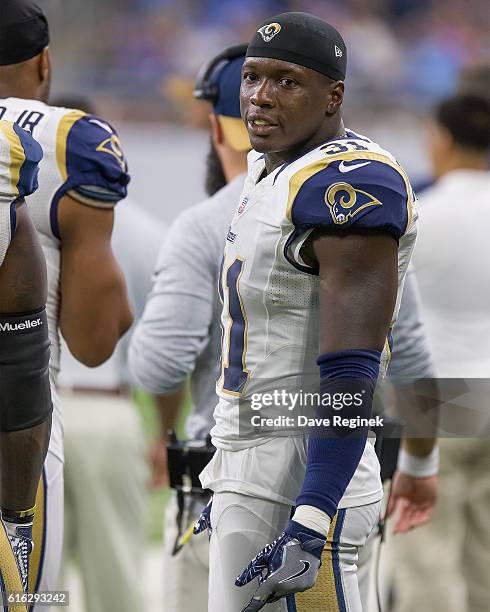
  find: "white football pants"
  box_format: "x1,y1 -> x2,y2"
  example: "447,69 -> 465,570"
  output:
208,492 -> 381,612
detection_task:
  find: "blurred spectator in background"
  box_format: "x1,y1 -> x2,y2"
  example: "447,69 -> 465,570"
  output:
391,94 -> 490,612
412,59 -> 490,194
457,61 -> 490,102
54,96 -> 164,612
38,0 -> 489,122
128,45 -> 250,612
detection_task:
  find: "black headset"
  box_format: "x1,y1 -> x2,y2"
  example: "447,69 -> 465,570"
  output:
193,44 -> 248,103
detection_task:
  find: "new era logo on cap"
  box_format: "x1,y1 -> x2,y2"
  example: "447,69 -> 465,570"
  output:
335,45 -> 343,58
258,22 -> 281,42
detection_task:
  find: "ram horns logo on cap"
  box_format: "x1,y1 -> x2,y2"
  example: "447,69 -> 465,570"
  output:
257,22 -> 281,43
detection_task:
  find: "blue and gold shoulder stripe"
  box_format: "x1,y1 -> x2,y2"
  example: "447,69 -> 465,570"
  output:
0,120 -> 43,201
287,147 -> 413,241
55,112 -> 129,205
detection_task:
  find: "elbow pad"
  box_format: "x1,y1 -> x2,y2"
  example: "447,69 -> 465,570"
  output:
0,307 -> 53,432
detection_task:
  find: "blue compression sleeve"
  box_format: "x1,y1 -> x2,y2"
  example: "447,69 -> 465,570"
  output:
295,349 -> 381,519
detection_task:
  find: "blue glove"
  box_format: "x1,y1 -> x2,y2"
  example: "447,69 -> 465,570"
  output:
235,520 -> 326,612
193,497 -> 213,536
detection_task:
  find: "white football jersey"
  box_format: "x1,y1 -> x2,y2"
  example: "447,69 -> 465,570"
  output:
208,129 -> 417,506
0,120 -> 42,265
0,98 -> 129,460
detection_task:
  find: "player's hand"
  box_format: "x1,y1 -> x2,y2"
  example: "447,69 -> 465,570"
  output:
148,439 -> 169,490
235,520 -> 326,612
193,497 -> 213,536
385,470 -> 437,534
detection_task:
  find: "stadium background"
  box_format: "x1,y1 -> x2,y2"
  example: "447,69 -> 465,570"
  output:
35,0 -> 488,610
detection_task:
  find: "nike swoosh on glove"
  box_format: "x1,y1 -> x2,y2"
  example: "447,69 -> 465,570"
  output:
235,520 -> 326,612
193,497 -> 213,536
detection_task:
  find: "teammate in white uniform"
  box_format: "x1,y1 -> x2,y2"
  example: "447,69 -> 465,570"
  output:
193,13 -> 436,611
0,1 -> 133,605
0,120 -> 51,604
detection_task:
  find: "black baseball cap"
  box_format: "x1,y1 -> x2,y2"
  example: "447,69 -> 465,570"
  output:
0,0 -> 50,67
247,12 -> 347,81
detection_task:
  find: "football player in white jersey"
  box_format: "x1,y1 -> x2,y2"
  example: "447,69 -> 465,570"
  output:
0,1 -> 133,603
194,12 -> 438,611
0,120 -> 52,602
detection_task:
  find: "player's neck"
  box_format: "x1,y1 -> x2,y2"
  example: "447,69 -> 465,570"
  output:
0,84 -> 41,103
0,56 -> 50,103
264,119 -> 345,174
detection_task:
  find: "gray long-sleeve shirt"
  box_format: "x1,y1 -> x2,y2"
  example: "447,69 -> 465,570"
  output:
128,175 -> 435,440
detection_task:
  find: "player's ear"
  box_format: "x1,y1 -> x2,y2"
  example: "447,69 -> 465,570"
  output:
209,113 -> 224,147
38,48 -> 51,83
326,81 -> 344,116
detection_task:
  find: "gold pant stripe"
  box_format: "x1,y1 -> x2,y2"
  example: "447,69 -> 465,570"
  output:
27,470 -> 46,599
0,520 -> 27,611
292,510 -> 347,612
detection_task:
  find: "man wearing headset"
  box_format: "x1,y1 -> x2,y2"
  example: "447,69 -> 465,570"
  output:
129,45 -> 251,612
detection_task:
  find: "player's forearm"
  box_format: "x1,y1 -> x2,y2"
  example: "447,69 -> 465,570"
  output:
153,388 -> 185,440
394,375 -> 439,462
